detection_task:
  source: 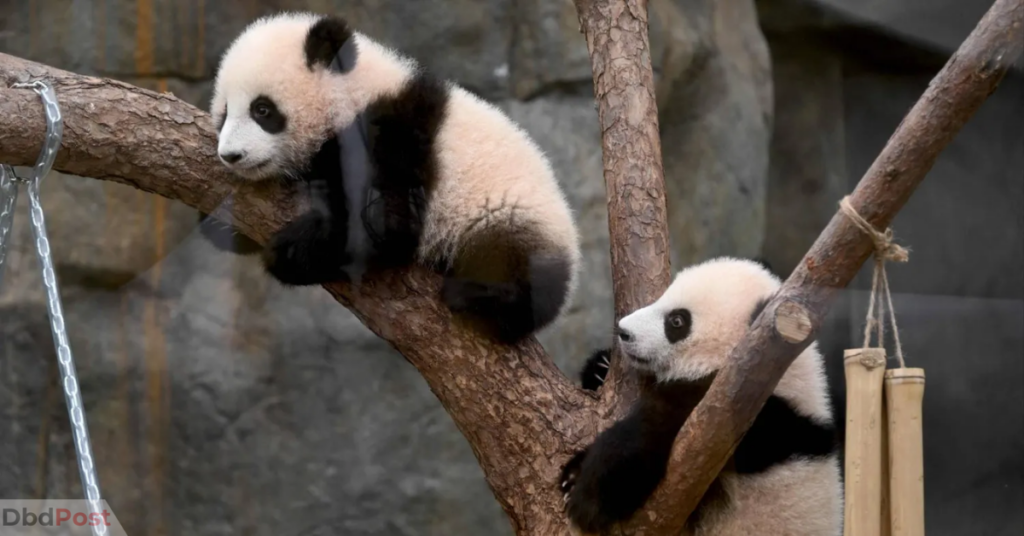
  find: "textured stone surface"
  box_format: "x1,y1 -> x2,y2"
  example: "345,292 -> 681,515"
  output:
814,0 -> 998,54
761,37 -> 847,275
659,0 -> 773,266
0,0 -> 513,99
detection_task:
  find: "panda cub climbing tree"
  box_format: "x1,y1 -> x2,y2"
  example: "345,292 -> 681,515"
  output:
567,257 -> 843,535
202,12 -> 581,344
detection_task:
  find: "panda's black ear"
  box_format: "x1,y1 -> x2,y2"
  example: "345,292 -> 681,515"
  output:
751,256 -> 776,276
304,16 -> 356,72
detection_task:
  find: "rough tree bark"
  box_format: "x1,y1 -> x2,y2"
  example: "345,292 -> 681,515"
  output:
0,0 -> 1020,535
572,0 -> 674,419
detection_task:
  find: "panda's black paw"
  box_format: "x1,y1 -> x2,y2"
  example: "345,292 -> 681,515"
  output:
263,212 -> 348,285
581,349 -> 612,391
560,450 -> 619,532
559,451 -> 586,509
441,277 -> 535,344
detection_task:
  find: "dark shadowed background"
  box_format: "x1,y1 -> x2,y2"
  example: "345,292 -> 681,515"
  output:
0,0 -> 1020,534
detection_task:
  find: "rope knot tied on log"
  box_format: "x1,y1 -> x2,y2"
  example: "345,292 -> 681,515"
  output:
839,197 -> 909,264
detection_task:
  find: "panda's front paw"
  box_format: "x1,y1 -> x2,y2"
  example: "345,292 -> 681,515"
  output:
262,212 -> 348,285
580,349 -> 612,391
559,451 -> 586,509
560,449 -> 621,533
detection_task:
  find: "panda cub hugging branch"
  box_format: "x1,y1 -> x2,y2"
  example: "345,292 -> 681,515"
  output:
205,12 -> 581,344
564,257 -> 842,535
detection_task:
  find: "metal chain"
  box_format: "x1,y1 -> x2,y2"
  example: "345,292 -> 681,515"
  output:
6,80 -> 107,536
0,164 -> 18,288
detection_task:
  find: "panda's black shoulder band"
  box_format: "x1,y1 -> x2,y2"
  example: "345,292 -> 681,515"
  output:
733,396 -> 838,474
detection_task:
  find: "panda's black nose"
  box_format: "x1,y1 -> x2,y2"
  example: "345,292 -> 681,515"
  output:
220,151 -> 244,164
616,327 -> 634,343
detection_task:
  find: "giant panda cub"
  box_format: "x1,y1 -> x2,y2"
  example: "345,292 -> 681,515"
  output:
563,257 -> 842,535
207,13 -> 581,343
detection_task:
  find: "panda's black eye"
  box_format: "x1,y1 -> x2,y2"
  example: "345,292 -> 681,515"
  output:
664,309 -> 691,344
249,96 -> 287,134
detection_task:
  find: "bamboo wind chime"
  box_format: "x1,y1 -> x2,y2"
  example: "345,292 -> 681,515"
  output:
840,197 -> 926,536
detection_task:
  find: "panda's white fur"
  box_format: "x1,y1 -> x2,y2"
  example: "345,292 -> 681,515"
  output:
208,12 -> 581,343
565,257 -> 842,535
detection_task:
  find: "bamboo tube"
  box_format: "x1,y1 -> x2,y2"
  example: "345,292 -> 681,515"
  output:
885,368 -> 926,536
880,385 -> 891,536
844,348 -> 887,536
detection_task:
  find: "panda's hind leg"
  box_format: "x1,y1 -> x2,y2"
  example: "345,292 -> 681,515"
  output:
441,227 -> 571,344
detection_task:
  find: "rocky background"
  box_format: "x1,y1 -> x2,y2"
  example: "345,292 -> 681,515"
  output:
0,0 -> 1021,534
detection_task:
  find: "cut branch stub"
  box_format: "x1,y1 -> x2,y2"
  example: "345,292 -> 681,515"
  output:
774,301 -> 813,344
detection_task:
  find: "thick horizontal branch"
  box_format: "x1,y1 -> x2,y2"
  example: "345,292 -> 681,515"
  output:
0,53 -> 594,534
631,0 -> 1024,532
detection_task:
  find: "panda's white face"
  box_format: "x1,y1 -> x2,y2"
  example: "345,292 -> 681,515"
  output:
211,14 -> 336,181
616,258 -> 779,382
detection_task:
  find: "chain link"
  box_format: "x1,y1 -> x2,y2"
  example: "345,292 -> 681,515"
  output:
3,80 -> 107,536
0,165 -> 18,288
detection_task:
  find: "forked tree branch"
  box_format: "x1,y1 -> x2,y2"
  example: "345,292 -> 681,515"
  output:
1,0 -> 1020,533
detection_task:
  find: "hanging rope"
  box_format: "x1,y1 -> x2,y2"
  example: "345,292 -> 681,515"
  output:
1,80 -> 107,536
839,196 -> 910,368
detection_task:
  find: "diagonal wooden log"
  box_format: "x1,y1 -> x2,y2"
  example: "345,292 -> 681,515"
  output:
623,0 -> 1024,532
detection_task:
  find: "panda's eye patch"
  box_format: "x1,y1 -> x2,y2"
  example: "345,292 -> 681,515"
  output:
249,96 -> 286,134
664,308 -> 691,344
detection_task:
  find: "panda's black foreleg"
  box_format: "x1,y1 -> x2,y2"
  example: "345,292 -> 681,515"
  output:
560,400 -> 674,533
364,184 -> 426,268
440,231 -> 571,344
261,135 -> 354,285
263,210 -> 351,285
